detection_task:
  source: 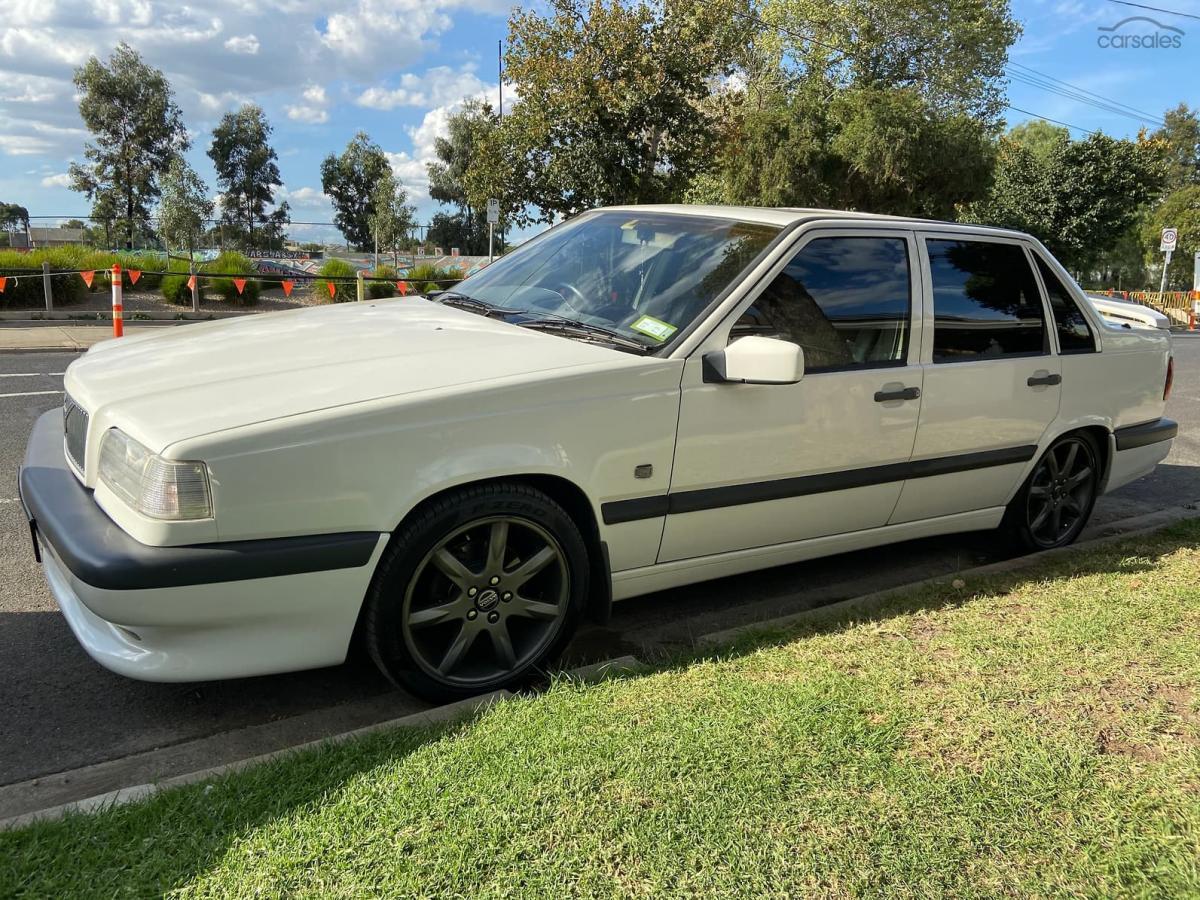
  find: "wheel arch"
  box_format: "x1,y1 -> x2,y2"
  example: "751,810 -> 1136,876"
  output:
366,472 -> 612,633
1043,421 -> 1113,493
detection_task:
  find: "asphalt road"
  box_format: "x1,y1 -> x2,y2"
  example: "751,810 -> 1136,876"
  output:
2,341 -> 1198,788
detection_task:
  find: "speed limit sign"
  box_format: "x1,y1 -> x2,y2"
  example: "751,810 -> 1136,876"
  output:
1161,227 -> 1178,252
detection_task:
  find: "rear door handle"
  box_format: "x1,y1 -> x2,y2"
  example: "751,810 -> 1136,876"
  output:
874,386 -> 921,402
1027,373 -> 1062,387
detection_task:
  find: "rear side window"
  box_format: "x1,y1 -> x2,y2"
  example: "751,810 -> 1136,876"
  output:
733,236 -> 911,372
927,239 -> 1047,363
1034,256 -> 1095,353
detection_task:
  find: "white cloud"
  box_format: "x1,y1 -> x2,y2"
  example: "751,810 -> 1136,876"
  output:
357,65 -> 490,110
224,34 -> 260,55
286,84 -> 329,124
319,0 -> 454,78
40,172 -> 71,187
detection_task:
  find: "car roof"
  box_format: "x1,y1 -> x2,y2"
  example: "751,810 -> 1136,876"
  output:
598,203 -> 1030,240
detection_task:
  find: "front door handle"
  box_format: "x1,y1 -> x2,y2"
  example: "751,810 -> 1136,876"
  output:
874,386 -> 921,403
1027,372 -> 1062,387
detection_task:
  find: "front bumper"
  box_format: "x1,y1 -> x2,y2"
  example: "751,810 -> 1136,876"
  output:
19,409 -> 388,681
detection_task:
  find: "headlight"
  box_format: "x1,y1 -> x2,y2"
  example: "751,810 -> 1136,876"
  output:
98,429 -> 213,520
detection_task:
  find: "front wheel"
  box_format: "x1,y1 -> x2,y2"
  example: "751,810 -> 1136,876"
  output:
363,483 -> 588,703
1003,432 -> 1100,552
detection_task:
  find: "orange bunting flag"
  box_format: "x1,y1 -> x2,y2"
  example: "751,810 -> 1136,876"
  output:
80,270 -> 95,288
233,278 -> 247,295
0,277 -> 6,293
128,269 -> 142,286
186,274 -> 197,291
281,280 -> 294,297
396,280 -> 408,296
327,281 -> 337,299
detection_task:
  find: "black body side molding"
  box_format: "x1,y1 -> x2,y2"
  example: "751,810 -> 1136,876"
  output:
601,444 -> 1038,525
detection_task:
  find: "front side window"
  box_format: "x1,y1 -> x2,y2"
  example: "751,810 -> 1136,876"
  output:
928,239 -> 1047,363
1034,255 -> 1095,353
733,236 -> 912,372
451,211 -> 780,350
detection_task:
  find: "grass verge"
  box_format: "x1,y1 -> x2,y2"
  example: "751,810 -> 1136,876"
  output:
3,522 -> 1199,897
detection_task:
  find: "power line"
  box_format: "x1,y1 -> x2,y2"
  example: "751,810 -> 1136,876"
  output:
1007,61 -> 1165,126
1104,0 -> 1200,22
1006,67 -> 1165,129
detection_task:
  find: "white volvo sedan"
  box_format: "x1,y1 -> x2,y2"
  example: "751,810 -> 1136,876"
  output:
20,206 -> 1177,701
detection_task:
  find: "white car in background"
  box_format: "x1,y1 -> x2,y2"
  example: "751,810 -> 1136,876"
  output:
20,206 -> 1177,701
1085,291 -> 1172,331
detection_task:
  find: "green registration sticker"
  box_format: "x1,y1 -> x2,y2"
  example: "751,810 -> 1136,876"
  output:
630,314 -> 677,342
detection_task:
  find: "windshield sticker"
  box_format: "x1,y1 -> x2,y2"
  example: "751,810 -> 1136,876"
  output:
630,314 -> 677,342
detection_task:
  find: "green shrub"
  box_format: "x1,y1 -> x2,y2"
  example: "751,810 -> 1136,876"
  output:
0,249 -> 90,308
402,264 -> 463,295
368,264 -> 397,299
205,251 -> 260,305
314,257 -> 357,303
117,252 -> 165,291
159,258 -> 196,305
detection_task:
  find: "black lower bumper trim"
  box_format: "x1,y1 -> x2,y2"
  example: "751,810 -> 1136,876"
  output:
20,409 -> 381,591
1114,417 -> 1178,452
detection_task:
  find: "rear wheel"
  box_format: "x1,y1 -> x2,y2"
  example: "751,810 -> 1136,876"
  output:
1003,432 -> 1100,552
364,483 -> 588,702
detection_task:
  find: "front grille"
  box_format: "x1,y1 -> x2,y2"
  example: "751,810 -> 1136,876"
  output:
63,395 -> 88,474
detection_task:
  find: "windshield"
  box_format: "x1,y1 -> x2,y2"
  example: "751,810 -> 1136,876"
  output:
448,211 -> 781,350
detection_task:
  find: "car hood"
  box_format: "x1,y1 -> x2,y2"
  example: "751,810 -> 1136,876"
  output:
65,298 -> 632,450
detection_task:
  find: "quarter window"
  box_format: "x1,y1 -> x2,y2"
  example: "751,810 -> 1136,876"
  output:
1034,256 -> 1095,353
733,236 -> 911,372
927,239 -> 1047,363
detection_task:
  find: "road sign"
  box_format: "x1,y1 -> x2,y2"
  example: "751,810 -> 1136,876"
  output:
1160,227 -> 1178,252
486,198 -> 500,224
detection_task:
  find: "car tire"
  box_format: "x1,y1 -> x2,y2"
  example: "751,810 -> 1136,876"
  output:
1001,431 -> 1101,553
363,482 -> 589,703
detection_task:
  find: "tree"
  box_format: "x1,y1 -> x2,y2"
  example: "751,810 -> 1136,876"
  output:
320,132 -> 391,248
156,156 -> 213,257
428,99 -> 501,255
68,43 -> 188,249
474,0 -> 753,226
968,132 -> 1165,276
208,104 -> 282,247
1151,103 -> 1200,192
367,170 -> 416,265
712,0 -> 1016,216
0,202 -> 29,237
1142,186 -> 1200,290
1007,119 -> 1070,163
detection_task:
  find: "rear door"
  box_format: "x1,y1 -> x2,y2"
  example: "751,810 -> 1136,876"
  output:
889,233 -> 1061,524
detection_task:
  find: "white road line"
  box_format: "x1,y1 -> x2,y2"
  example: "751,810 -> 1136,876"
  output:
0,373 -> 65,378
0,498 -> 21,505
0,390 -> 62,398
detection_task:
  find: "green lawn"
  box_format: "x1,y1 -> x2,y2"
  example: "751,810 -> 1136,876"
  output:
4,522 -> 1200,898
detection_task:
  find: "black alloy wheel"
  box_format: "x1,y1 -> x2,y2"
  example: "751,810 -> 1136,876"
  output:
1008,433 -> 1100,551
364,483 -> 588,702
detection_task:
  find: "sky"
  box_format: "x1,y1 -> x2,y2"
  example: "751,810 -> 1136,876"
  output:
0,0 -> 1197,245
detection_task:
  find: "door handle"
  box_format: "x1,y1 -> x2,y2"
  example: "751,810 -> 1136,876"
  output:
874,386 -> 921,402
1027,373 -> 1062,387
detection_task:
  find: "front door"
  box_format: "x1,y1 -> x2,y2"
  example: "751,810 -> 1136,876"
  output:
659,229 -> 924,562
888,234 -> 1062,524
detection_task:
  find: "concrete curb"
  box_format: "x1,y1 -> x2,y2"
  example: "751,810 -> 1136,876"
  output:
694,506 -> 1200,650
0,689 -> 511,832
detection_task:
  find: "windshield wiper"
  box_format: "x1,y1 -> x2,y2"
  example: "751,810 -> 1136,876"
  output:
516,315 -> 654,353
435,291 -> 519,319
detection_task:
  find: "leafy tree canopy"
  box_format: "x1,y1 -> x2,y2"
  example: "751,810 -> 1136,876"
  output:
1151,103 -> 1200,193
157,155 -> 213,255
68,43 -> 188,248
321,132 -> 391,249
967,130 -> 1165,275
1142,185 -> 1200,290
208,104 -> 283,246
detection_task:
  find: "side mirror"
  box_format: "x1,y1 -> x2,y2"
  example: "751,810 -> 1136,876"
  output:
702,336 -> 804,385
